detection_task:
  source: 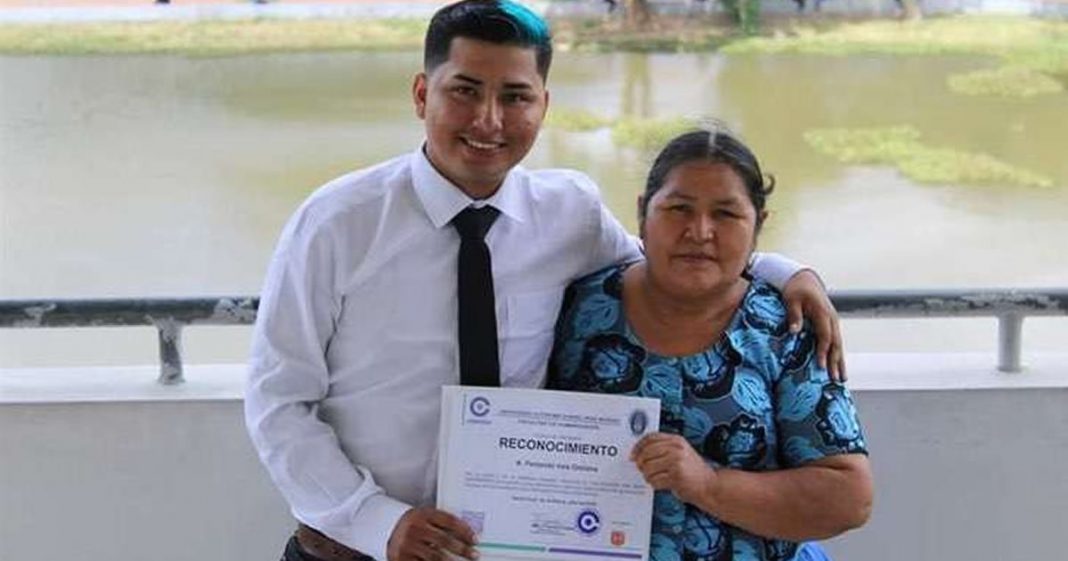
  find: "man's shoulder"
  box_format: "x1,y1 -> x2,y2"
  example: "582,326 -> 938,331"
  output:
520,167 -> 603,200
296,154 -> 413,228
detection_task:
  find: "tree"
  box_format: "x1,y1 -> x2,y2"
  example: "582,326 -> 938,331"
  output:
899,0 -> 923,21
720,0 -> 762,35
623,0 -> 652,30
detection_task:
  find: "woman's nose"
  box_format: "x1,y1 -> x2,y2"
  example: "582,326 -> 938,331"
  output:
687,215 -> 715,241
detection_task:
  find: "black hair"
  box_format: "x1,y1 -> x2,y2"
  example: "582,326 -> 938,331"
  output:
640,128 -> 775,231
424,0 -> 553,80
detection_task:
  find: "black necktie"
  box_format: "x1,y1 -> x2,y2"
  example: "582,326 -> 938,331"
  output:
452,206 -> 501,387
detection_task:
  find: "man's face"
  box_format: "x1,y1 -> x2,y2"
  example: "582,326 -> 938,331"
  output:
413,37 -> 549,198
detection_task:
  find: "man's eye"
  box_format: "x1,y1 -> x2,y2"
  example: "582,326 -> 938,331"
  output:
503,93 -> 532,104
452,86 -> 477,96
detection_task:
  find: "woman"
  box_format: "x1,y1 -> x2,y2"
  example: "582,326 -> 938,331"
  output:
548,129 -> 872,561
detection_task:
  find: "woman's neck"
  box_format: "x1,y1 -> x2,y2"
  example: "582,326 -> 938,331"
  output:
622,262 -> 748,357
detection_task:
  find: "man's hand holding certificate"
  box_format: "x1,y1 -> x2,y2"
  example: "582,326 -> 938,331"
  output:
437,387 -> 660,561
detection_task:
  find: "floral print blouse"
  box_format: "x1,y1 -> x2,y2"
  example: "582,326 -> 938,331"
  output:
548,264 -> 867,561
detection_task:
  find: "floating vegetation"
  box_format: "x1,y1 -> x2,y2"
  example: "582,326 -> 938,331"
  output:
611,117 -> 695,151
804,126 -> 1053,188
545,108 -> 613,132
947,66 -> 1064,98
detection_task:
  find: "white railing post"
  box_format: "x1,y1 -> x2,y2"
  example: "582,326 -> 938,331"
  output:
156,320 -> 184,385
997,313 -> 1024,373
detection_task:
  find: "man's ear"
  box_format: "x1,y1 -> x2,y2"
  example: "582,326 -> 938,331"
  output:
412,72 -> 428,119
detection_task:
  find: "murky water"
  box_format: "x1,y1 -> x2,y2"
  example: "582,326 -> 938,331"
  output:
2,51 -> 1066,367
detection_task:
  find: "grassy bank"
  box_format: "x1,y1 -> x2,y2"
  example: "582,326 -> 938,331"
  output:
724,16 -> 1068,96
0,19 -> 427,56
1,14 -> 1066,61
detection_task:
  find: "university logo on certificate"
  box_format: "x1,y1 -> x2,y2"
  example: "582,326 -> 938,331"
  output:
437,386 -> 660,561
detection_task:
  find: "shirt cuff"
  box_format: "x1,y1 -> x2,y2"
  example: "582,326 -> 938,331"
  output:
346,493 -> 412,561
748,252 -> 805,291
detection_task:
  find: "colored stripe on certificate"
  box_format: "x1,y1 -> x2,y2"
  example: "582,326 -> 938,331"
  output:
546,548 -> 643,559
480,543 -> 547,552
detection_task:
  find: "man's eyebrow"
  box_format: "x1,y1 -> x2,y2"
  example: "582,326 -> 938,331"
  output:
502,81 -> 535,90
454,74 -> 482,85
453,73 -> 534,91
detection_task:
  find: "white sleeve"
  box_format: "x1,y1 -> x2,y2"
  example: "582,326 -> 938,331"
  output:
244,210 -> 410,560
582,179 -> 643,272
748,252 -> 806,291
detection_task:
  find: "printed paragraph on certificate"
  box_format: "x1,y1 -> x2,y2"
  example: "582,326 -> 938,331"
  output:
437,386 -> 661,561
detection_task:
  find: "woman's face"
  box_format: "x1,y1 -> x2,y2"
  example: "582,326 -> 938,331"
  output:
641,160 -> 764,300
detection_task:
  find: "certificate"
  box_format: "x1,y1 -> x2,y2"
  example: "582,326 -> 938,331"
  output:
437,386 -> 660,561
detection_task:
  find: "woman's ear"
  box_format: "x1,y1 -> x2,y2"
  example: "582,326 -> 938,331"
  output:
755,209 -> 769,237
637,194 -> 647,239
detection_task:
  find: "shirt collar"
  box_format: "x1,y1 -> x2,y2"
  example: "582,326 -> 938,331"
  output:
410,145 -> 530,229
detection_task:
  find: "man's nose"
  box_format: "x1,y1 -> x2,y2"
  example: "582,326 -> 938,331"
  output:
474,97 -> 503,130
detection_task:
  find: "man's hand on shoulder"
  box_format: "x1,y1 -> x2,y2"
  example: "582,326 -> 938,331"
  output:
387,507 -> 479,561
782,270 -> 846,382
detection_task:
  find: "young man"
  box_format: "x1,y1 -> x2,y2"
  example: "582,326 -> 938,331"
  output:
245,2 -> 843,561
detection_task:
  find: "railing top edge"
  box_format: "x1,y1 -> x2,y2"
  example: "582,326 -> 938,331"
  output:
2,288 -> 1068,328
0,296 -> 260,328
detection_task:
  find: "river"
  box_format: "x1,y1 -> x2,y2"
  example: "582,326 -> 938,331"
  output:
1,51 -> 1065,366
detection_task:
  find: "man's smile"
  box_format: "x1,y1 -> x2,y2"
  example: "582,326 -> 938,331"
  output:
461,136 -> 506,151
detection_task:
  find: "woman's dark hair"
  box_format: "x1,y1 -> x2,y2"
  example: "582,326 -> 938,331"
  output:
424,0 -> 553,80
641,128 -> 775,231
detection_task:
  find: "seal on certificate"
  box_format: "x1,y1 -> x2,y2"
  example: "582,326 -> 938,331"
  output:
629,409 -> 649,436
469,396 -> 491,417
576,509 -> 601,536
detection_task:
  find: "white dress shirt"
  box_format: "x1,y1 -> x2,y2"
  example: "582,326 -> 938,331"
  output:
244,147 -> 801,560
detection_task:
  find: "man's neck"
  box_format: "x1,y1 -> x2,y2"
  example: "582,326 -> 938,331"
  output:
422,145 -> 505,200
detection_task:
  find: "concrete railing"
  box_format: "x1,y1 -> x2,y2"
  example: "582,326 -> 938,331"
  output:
2,289 -> 1067,382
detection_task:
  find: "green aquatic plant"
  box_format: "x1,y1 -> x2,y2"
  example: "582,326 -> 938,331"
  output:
947,66 -> 1064,98
802,126 -> 920,164
545,108 -> 613,132
611,117 -> 695,151
804,126 -> 1053,188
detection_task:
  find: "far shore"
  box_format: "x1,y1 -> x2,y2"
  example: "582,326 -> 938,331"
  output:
0,14 -> 1066,62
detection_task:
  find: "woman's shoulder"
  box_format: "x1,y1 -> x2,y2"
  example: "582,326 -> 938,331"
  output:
736,279 -> 791,336
555,263 -> 631,343
733,280 -> 825,378
566,262 -> 631,303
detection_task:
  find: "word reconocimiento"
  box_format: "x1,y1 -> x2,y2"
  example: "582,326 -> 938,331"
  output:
498,436 -> 620,457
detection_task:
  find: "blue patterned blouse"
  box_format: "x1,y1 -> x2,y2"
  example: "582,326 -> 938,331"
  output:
547,264 -> 868,561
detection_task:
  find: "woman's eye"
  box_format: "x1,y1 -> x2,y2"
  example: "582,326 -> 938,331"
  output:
714,209 -> 741,219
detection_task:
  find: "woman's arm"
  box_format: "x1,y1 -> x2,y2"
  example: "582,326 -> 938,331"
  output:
631,434 -> 873,541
